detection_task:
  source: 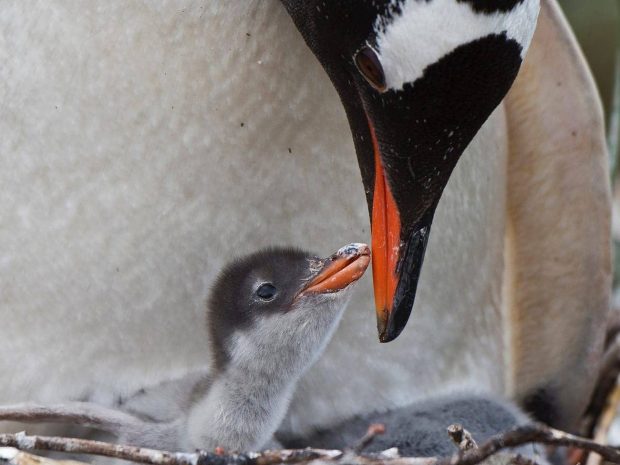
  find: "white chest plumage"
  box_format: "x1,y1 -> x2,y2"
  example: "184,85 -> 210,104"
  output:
0,0 -> 609,437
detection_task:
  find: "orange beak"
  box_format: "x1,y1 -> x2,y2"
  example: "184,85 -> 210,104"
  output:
299,243 -> 371,296
368,122 -> 402,342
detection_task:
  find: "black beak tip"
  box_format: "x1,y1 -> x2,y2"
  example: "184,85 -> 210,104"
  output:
379,330 -> 397,344
378,300 -> 413,343
377,222 -> 433,343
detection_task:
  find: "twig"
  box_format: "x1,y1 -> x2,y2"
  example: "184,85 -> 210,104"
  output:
0,433 -> 200,465
582,332 -> 620,438
586,385 -> 620,465
436,423 -> 620,465
0,403 -> 148,436
1,422 -> 620,465
0,447 -> 87,465
0,433 -> 349,465
446,424 -> 538,465
447,425 -> 477,451
351,423 -> 386,454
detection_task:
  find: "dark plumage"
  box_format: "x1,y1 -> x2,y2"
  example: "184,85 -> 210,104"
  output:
207,247 -> 316,372
280,393 -> 547,461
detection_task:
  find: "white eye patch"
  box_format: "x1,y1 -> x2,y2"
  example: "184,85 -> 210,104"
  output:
373,0 -> 540,91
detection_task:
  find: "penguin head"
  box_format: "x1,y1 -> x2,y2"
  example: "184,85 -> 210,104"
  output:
207,243 -> 370,374
280,0 -> 540,341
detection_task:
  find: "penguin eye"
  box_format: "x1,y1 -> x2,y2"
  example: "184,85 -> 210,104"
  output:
355,46 -> 387,92
256,283 -> 277,300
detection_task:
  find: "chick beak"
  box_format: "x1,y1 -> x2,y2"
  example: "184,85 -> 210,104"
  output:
299,243 -> 371,296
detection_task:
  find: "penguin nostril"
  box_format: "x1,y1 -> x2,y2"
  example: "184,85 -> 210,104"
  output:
355,45 -> 387,92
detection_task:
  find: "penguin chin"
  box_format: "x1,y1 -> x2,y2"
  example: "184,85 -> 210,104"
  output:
270,290 -> 353,357
292,286 -> 355,315
290,290 -> 354,347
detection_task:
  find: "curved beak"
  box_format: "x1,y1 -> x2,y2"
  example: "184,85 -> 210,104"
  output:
347,35 -> 524,342
298,243 -> 371,297
366,121 -> 432,342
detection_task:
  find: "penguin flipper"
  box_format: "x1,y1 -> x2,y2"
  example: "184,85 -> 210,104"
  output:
503,0 -> 611,430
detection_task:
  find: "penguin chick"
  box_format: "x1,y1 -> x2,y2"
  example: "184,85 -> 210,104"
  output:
0,243 -> 370,452
279,392 -> 548,463
180,243 -> 370,451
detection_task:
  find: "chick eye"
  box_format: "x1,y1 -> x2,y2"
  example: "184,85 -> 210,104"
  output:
256,283 -> 277,300
355,45 -> 386,92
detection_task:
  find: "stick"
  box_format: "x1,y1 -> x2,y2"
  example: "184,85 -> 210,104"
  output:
582,333 -> 620,437
1,422 -> 619,465
436,423 -> 620,465
0,403 -> 146,436
0,433 -> 350,465
446,425 -> 477,451
351,423 -> 386,453
0,447 -> 87,465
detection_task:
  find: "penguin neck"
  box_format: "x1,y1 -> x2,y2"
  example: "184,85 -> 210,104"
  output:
183,344 -> 299,451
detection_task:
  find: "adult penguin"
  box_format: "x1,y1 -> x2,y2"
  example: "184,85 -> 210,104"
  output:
0,0 -> 609,436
